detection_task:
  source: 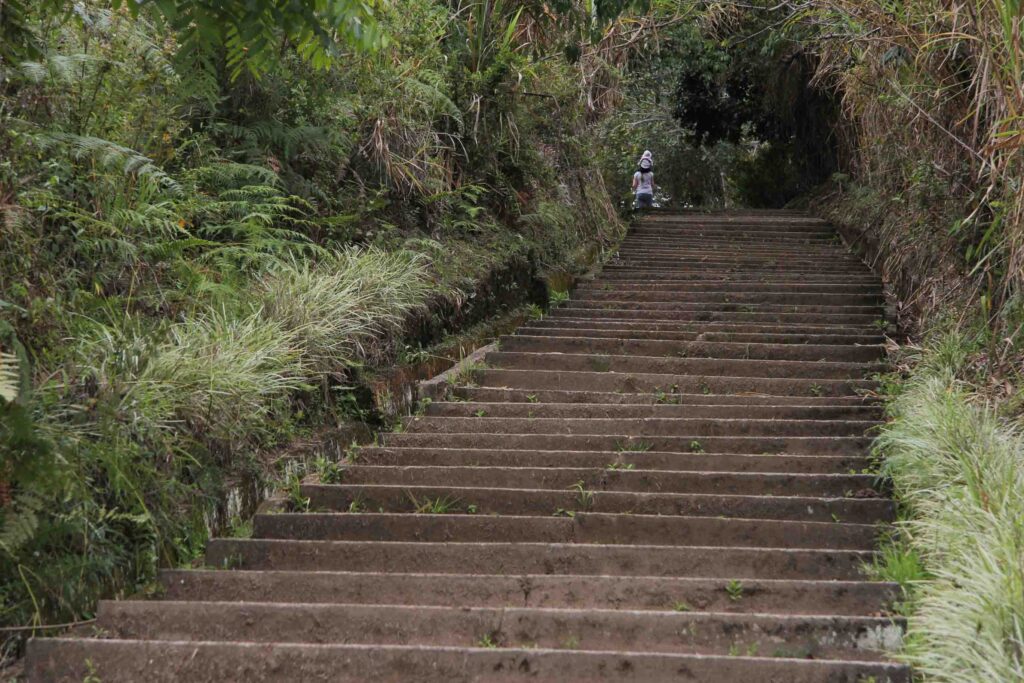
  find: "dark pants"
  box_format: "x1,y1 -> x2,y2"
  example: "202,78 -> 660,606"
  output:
635,192 -> 654,209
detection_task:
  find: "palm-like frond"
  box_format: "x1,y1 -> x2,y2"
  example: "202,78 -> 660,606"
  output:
0,351 -> 19,402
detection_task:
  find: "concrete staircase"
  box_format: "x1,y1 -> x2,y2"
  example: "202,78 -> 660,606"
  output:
26,211 -> 909,681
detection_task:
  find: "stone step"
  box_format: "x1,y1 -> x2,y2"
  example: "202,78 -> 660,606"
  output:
485,352 -> 884,381
572,290 -> 884,305
593,271 -> 881,283
500,335 -> 884,362
550,307 -> 883,326
560,300 -> 884,315
474,368 -> 875,397
522,320 -> 884,342
333,465 -> 878,496
204,538 -> 876,579
574,281 -> 883,294
428,400 -> 882,420
159,569 -> 899,615
25,638 -> 912,682
403,415 -> 875,437
383,432 -> 873,455
300,485 -> 892,523
93,601 -> 904,661
356,447 -> 874,474
454,387 -> 880,406
253,512 -> 880,549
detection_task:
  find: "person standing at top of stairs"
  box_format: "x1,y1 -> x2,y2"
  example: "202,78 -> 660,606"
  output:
632,150 -> 656,209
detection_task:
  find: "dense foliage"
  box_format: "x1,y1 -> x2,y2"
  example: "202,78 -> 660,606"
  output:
0,0 -> 634,659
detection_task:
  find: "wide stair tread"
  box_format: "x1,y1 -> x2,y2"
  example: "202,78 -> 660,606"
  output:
27,209 -> 907,681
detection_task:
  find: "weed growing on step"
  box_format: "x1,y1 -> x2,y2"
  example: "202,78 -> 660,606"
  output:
313,456 -> 344,485
414,398 -> 433,415
689,440 -> 704,453
726,580 -> 744,601
590,356 -> 613,373
809,383 -> 824,397
672,601 -> 692,612
478,633 -> 499,648
553,508 -> 576,518
561,635 -> 580,650
474,409 -> 487,417
285,474 -> 311,512
549,289 -> 570,307
571,481 -> 594,510
526,394 -> 539,403
409,493 -> 462,514
616,440 -> 653,453
347,495 -> 367,513
606,462 -> 636,471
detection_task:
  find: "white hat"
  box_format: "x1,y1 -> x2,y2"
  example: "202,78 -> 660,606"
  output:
639,150 -> 653,165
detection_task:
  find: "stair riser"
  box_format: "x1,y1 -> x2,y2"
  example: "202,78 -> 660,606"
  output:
455,387 -> 879,406
96,601 -> 903,661
550,308 -> 884,326
25,639 -> 912,683
486,352 -> 883,381
428,402 -> 883,420
255,513 -> 880,549
475,368 -> 878,397
332,466 -> 879,496
204,539 -> 876,580
300,485 -> 893,523
573,291 -> 884,305
500,336 -> 883,362
357,448 -> 874,474
404,416 -> 875,437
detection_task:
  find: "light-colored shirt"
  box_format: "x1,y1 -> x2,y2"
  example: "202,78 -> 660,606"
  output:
633,171 -> 654,195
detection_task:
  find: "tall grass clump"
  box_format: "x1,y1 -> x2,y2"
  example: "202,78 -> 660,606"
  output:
875,342 -> 1024,682
259,249 -> 433,374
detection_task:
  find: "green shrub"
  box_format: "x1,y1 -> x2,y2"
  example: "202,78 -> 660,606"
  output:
876,359 -> 1024,681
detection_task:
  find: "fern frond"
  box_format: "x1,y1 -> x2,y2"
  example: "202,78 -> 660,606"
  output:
38,133 -> 181,195
0,351 -> 18,403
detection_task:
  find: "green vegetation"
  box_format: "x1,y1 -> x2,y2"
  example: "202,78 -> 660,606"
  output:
0,0 -> 632,659
873,329 -> 1024,681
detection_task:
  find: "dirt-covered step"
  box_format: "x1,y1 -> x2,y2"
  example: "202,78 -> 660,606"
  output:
383,432 -> 872,455
610,252 -> 865,267
522,320 -> 885,342
159,570 -> 898,616
572,290 -> 883,306
594,268 -> 881,281
559,301 -> 884,317
356,447 -> 874,474
516,325 -> 884,346
92,601 -> 903,662
333,465 -> 879,497
428,400 -> 882,420
25,638 -> 912,683
204,538 -> 877,579
484,352 -> 884,381
500,335 -> 884,362
298,484 -> 892,523
253,512 -> 880,550
549,308 -> 884,327
474,368 -> 875,398
454,386 -> 880,406
602,264 -> 874,277
403,415 -> 875,438
575,281 -> 883,294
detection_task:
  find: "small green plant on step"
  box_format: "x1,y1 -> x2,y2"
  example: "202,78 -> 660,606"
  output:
689,440 -> 704,453
474,409 -> 487,417
478,633 -> 499,648
616,440 -> 653,453
549,289 -> 570,307
809,383 -> 823,397
553,508 -> 576,518
348,495 -> 367,513
606,462 -> 635,471
285,473 -> 310,512
526,394 -> 539,403
672,601 -> 692,612
313,455 -> 344,484
726,580 -> 744,601
409,493 -> 462,514
571,481 -> 594,510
